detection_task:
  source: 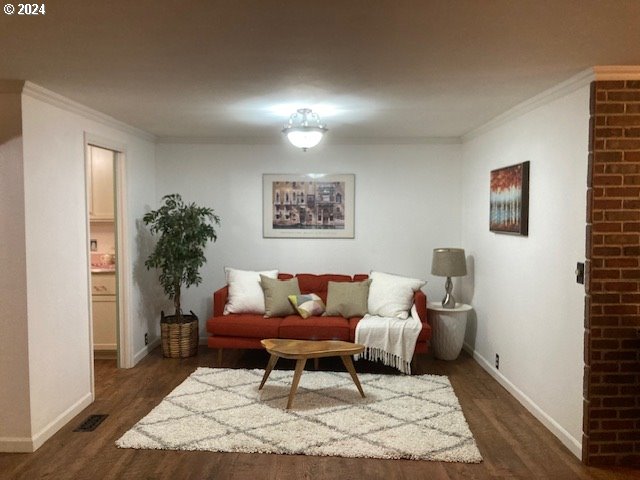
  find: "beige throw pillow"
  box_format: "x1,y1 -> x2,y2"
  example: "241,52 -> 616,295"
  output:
260,275 -> 301,317
324,279 -> 371,318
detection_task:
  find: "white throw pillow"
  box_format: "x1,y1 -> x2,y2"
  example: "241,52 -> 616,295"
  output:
367,271 -> 425,319
223,267 -> 278,314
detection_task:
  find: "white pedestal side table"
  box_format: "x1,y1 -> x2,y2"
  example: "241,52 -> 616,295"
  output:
428,302 -> 473,360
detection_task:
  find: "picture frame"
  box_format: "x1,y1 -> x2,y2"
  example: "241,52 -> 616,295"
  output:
263,174 -> 355,238
490,161 -> 529,236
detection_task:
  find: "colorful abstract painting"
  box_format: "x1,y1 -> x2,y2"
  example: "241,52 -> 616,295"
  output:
490,161 -> 529,235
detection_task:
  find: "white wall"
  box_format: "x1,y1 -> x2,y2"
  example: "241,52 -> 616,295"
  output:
0,92 -> 32,449
155,142 -> 463,336
460,84 -> 589,457
18,87 -> 157,450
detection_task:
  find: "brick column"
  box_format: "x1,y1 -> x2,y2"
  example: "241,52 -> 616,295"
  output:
584,80 -> 640,466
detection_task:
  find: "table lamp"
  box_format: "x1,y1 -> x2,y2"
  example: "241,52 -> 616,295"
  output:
431,248 -> 467,308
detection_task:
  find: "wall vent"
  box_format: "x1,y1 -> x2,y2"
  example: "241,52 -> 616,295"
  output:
74,414 -> 108,432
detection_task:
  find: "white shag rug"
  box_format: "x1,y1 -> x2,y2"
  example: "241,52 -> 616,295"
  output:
116,367 -> 482,463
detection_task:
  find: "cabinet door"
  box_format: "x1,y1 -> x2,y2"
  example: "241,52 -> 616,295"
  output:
92,296 -> 117,350
90,146 -> 115,220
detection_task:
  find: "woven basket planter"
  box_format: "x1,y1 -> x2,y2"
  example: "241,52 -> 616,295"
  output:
160,311 -> 199,358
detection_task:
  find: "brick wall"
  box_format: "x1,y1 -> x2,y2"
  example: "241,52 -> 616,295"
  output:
584,80 -> 640,466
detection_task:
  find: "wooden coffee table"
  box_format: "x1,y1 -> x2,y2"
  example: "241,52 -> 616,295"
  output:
259,338 -> 366,409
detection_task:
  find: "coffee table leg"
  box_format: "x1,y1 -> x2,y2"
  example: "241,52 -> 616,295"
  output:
341,355 -> 365,398
286,358 -> 307,409
259,354 -> 279,390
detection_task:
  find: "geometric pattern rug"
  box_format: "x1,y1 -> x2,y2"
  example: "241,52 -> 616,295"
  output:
116,367 -> 482,463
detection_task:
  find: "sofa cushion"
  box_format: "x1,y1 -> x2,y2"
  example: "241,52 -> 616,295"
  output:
296,273 -> 352,294
207,314 -> 282,339
279,315 -> 350,341
260,275 -> 301,317
223,267 -> 278,315
288,293 -> 326,319
325,279 -> 371,318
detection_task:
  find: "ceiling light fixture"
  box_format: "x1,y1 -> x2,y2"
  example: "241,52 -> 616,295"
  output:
282,108 -> 328,151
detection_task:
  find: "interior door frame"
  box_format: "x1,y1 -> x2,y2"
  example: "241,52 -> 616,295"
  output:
84,133 -> 133,395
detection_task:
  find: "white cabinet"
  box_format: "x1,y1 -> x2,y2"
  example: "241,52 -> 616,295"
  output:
91,273 -> 117,351
88,146 -> 115,221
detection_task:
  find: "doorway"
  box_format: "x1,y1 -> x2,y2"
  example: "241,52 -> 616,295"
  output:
87,144 -> 118,367
84,136 -> 132,396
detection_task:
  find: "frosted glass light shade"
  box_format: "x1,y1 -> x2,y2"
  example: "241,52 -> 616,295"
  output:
285,128 -> 324,150
282,108 -> 328,151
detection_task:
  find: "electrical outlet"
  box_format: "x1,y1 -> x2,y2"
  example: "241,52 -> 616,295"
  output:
495,353 -> 500,370
144,333 -> 149,345
576,262 -> 585,284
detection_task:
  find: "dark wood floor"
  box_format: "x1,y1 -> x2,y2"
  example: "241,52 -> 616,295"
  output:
1,347 -> 638,480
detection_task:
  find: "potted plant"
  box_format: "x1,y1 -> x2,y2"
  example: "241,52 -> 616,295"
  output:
143,193 -> 221,358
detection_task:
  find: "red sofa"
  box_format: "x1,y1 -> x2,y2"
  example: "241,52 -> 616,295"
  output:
206,273 -> 431,359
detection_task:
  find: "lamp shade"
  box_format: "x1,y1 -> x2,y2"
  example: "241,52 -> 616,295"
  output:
285,128 -> 325,150
282,108 -> 328,151
431,248 -> 467,277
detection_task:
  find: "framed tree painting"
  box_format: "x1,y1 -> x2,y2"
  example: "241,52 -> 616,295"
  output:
263,174 -> 355,238
490,161 -> 529,236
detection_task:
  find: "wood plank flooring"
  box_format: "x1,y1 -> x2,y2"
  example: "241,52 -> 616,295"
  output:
0,347 -> 638,480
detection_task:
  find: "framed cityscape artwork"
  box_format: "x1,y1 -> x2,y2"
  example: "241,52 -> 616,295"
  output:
490,161 -> 530,236
263,174 -> 355,238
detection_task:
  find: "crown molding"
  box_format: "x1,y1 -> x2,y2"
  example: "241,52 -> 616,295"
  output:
21,82 -> 156,142
156,136 -> 279,145
462,68 -> 595,141
593,65 -> 640,80
330,136 -> 462,145
156,135 -> 461,145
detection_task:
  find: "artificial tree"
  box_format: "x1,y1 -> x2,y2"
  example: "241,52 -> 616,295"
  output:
143,194 -> 220,356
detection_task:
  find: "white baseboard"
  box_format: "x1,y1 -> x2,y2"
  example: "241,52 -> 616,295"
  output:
463,343 -> 582,459
0,392 -> 95,452
31,392 -> 94,451
0,436 -> 35,453
133,338 -> 160,366
133,336 -> 210,365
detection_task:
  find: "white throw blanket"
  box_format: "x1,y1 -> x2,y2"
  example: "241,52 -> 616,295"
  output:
355,304 -> 422,374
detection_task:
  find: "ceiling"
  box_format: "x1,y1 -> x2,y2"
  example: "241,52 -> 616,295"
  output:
2,1 -> 640,141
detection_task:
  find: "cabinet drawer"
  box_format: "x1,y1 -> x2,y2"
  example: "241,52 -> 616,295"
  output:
92,274 -> 116,295
89,145 -> 115,221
